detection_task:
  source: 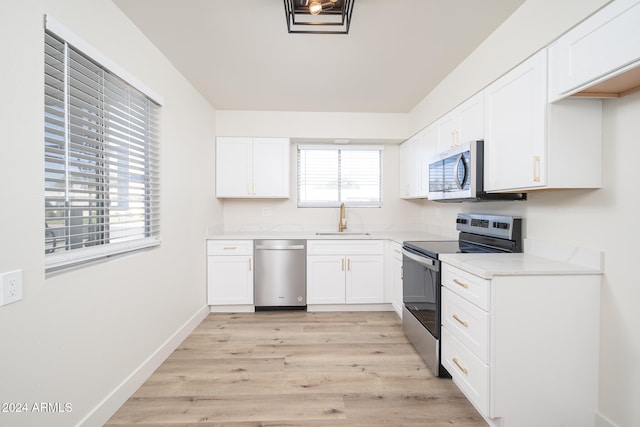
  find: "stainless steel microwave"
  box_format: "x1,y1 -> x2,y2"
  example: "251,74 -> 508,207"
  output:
427,140 -> 526,202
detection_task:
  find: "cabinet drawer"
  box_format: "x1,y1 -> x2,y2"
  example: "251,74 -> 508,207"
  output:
442,327 -> 489,417
207,240 -> 253,256
307,240 -> 384,255
389,241 -> 403,261
442,287 -> 490,363
442,264 -> 490,311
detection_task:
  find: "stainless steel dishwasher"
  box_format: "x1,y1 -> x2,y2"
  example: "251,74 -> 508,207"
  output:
254,239 -> 306,310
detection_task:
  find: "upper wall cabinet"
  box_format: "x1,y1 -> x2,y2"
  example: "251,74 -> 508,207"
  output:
399,133 -> 423,199
399,92 -> 482,200
548,0 -> 640,102
484,50 -> 603,192
435,92 -> 484,153
399,125 -> 437,199
216,137 -> 290,198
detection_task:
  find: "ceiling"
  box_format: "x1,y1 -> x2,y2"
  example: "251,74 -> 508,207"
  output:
113,0 -> 525,113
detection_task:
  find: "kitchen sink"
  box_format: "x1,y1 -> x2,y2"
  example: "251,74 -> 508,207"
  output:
315,232 -> 371,236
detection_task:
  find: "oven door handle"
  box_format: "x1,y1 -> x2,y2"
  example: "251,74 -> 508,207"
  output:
402,249 -> 437,270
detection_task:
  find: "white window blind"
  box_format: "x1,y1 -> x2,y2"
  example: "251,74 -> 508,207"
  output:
44,28 -> 161,272
297,145 -> 383,208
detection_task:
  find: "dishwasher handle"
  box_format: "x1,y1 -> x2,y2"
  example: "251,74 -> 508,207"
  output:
255,244 -> 305,250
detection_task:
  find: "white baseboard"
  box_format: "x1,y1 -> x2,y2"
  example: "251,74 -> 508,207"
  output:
77,305 -> 210,427
596,412 -> 620,427
307,303 -> 395,312
210,304 -> 255,313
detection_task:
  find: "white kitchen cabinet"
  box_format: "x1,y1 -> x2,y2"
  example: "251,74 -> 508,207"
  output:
307,240 -> 384,305
483,50 -> 602,192
388,241 -> 403,317
216,137 -> 289,198
440,262 -> 600,427
548,0 -> 640,101
207,240 -> 254,307
399,127 -> 436,199
400,93 -> 482,200
435,92 -> 484,153
399,134 -> 421,199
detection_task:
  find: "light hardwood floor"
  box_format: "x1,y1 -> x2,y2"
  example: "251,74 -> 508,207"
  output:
105,311 -> 487,426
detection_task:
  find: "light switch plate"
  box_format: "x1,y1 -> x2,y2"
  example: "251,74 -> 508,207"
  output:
0,270 -> 23,306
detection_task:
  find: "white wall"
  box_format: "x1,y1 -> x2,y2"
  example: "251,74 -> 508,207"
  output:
216,110 -> 408,143
0,1 -> 221,426
409,0 -> 612,135
407,0 -> 638,426
220,143 -> 425,233
2,0 -> 636,426
215,110 -> 424,232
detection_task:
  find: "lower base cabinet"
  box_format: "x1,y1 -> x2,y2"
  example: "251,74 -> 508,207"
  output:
441,263 -> 600,427
207,240 -> 253,306
389,241 -> 403,317
307,240 -> 384,305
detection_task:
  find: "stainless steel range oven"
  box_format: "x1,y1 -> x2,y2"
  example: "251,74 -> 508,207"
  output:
402,213 -> 522,377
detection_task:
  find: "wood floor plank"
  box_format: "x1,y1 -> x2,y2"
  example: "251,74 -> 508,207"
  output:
105,311 -> 487,426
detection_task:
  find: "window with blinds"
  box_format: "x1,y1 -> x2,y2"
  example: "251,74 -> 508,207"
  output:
297,145 -> 383,208
44,29 -> 161,271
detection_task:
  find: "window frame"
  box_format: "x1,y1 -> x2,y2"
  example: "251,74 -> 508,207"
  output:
44,16 -> 163,272
297,144 -> 384,208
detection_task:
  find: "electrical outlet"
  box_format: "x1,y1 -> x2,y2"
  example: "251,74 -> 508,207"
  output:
0,270 -> 23,306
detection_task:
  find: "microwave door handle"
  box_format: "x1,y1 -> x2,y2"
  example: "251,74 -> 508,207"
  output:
453,154 -> 468,190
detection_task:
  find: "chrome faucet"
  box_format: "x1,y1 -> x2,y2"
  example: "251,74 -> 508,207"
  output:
339,203 -> 347,232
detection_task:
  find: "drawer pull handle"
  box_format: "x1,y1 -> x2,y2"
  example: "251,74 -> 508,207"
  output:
394,249 -> 401,254
453,314 -> 468,327
248,258 -> 252,271
453,357 -> 468,374
347,258 -> 351,271
453,279 -> 469,289
223,246 -> 237,250
342,258 -> 345,271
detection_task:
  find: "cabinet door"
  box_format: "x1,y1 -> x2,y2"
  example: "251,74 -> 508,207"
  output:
207,255 -> 253,305
390,247 -> 403,317
216,137 -> 252,197
399,137 -> 420,198
457,92 -> 484,145
252,138 -> 290,197
419,126 -> 437,196
548,0 -> 640,100
484,51 -> 547,191
435,92 -> 484,153
307,255 -> 346,304
346,255 -> 384,304
436,114 -> 458,153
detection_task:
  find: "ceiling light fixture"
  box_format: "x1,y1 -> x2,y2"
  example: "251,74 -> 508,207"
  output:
284,0 -> 354,34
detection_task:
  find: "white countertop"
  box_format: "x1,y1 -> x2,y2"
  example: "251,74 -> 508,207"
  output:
207,231 -> 604,279
206,230 -> 455,245
439,251 -> 603,279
